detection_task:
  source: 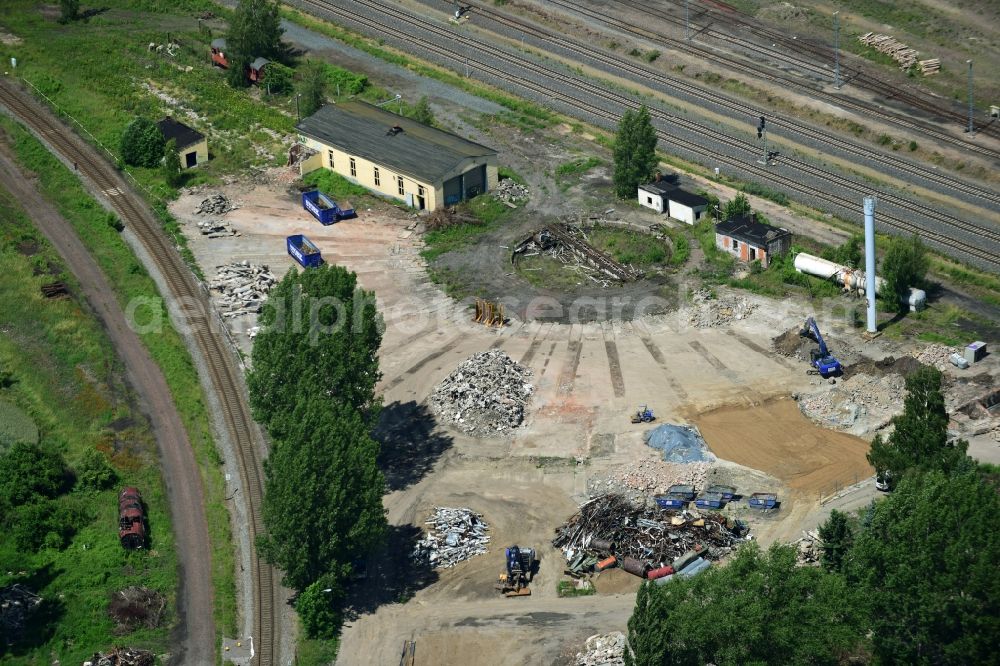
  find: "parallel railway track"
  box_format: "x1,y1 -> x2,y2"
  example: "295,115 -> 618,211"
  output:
0,81 -> 279,665
297,0 -> 1000,269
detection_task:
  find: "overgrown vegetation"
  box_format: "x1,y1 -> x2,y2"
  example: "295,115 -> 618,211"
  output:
225,0 -> 284,88
421,195 -> 514,261
0,187 -> 176,661
555,156 -> 603,180
588,227 -> 670,267
557,580 -> 596,597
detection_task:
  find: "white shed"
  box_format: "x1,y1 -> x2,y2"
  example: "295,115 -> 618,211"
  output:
638,181 -> 675,213
666,189 -> 709,225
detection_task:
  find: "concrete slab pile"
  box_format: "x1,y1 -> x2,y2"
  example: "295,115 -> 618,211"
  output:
195,192 -> 236,215
553,494 -> 747,571
575,632 -> 626,666
209,262 -> 278,318
430,349 -> 533,435
412,507 -> 491,569
195,219 -> 239,237
797,372 -> 906,431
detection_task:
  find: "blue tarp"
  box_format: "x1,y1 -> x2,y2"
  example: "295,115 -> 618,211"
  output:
644,424 -> 715,463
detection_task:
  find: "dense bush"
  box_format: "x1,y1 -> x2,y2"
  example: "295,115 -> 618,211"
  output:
120,118 -> 165,168
75,448 -> 118,491
0,441 -> 68,511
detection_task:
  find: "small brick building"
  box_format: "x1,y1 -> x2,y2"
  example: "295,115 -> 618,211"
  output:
714,214 -> 791,268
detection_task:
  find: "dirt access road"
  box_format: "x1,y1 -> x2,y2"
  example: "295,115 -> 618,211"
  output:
0,133 -> 215,661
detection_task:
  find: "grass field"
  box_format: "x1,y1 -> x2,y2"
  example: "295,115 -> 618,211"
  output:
0,184 -> 178,662
0,116 -> 237,644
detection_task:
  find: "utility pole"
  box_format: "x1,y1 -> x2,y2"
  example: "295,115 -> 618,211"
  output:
295,93 -> 301,122
967,60 -> 974,135
833,11 -> 841,89
756,115 -> 768,165
685,0 -> 691,40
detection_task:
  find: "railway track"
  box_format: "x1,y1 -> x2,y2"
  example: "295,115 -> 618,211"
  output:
0,81 -> 280,665
657,0 -> 1000,141
533,0 -> 1000,160
461,0 -> 999,210
297,0 -> 1000,269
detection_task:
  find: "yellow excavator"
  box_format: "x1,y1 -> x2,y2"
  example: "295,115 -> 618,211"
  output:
495,545 -> 535,597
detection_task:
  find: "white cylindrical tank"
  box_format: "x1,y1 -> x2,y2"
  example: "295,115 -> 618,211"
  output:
794,252 -> 925,310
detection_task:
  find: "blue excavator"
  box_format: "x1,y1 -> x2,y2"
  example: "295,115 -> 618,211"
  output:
799,317 -> 843,377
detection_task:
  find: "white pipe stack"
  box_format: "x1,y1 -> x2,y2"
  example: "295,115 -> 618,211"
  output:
864,196 -> 878,333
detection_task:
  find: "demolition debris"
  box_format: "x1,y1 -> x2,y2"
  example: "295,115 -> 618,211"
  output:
553,493 -> 747,572
430,349 -> 533,435
576,632 -> 626,666
512,223 -> 642,287
85,648 -> 155,666
108,586 -> 166,635
493,178 -> 530,205
589,460 -> 712,507
687,289 -> 756,328
195,193 -> 236,215
412,507 -> 491,569
195,219 -> 239,237
1,583 -> 42,643
645,424 -> 715,463
208,262 -> 277,318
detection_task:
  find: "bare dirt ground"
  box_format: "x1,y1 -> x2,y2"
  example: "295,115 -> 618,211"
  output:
0,136 -> 215,664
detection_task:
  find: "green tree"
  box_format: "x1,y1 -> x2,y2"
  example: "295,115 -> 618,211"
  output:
74,448 -> 118,491
298,62 -> 327,118
59,0 -> 79,23
850,471 -> 1000,664
162,138 -> 182,187
248,265 -> 383,438
625,543 -> 865,665
723,192 -> 751,220
409,96 -> 434,125
295,574 -> 344,639
612,105 -> 658,199
881,234 -> 928,312
867,366 -> 968,482
120,117 -> 165,168
822,233 -> 863,268
257,397 -> 386,592
226,0 -> 284,88
0,442 -> 67,512
11,498 -> 85,551
817,509 -> 853,573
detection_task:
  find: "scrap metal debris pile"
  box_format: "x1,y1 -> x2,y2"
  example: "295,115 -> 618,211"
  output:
687,289 -> 756,328
512,223 -> 642,286
589,460 -> 711,507
645,424 -> 715,463
430,349 -> 533,435
796,372 -> 906,432
0,584 -> 41,642
412,507 -> 491,568
209,262 -> 278,318
493,178 -> 530,204
85,648 -> 154,666
575,632 -> 626,666
195,219 -> 239,237
195,192 -> 236,215
553,494 -> 747,571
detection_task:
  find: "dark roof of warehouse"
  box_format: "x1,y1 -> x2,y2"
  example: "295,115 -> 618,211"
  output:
667,189 -> 709,207
296,102 -> 497,182
157,116 -> 204,149
715,214 -> 790,245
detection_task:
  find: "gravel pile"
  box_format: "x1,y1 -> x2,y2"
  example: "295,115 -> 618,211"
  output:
588,459 -> 712,506
209,262 -> 278,318
575,632 -> 626,666
797,372 -> 906,430
493,178 -> 529,204
430,349 -> 533,435
687,289 -> 756,328
910,344 -> 958,372
412,507 -> 490,569
195,193 -> 235,215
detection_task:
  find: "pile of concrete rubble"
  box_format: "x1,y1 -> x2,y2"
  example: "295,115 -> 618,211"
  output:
84,648 -> 154,666
195,219 -> 239,238
794,530 -> 822,567
493,178 -> 529,204
575,632 -> 626,666
687,289 -> 756,328
909,344 -> 957,372
195,192 -> 236,215
430,349 -> 533,435
209,262 -> 278,318
412,507 -> 491,569
796,372 -> 906,432
589,460 -> 711,507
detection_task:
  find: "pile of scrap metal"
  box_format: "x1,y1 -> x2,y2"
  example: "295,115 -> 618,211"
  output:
84,648 -> 154,666
412,507 -> 491,569
511,223 -> 642,286
553,493 -> 748,579
0,584 -> 42,643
